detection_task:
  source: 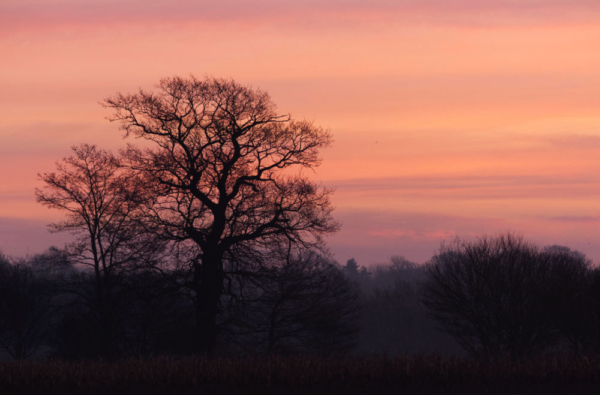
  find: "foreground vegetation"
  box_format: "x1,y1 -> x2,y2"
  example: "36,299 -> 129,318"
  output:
1,354 -> 600,394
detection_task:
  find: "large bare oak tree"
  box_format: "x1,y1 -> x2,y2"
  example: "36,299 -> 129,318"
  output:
103,76 -> 338,354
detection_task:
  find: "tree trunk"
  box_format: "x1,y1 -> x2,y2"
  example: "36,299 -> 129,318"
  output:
194,249 -> 224,355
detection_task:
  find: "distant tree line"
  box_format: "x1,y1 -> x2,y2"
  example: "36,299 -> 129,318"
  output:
0,247 -> 359,360
3,232 -> 600,360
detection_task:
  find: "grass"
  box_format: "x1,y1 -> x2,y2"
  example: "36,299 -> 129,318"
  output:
1,354 -> 599,394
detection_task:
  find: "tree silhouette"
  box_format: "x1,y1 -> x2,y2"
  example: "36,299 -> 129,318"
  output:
422,234 -> 589,359
226,250 -> 359,355
0,254 -> 50,360
103,76 -> 338,354
344,258 -> 359,275
36,144 -> 164,359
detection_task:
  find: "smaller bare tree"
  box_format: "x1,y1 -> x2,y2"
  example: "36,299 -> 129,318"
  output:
36,144 -> 164,358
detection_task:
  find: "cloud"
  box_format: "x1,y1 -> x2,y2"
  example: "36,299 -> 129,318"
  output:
327,174 -> 600,201
325,210 -> 499,264
330,174 -> 592,190
0,120 -> 119,157
0,217 -> 72,257
325,209 -> 600,266
545,134 -> 600,150
368,228 -> 457,240
549,216 -> 600,223
2,0 -> 600,36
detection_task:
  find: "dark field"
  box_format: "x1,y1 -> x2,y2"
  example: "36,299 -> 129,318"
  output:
1,355 -> 600,395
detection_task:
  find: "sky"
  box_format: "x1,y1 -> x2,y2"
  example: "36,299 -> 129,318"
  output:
2,0 -> 600,266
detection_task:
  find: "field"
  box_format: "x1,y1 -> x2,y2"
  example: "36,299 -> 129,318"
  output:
1,355 -> 600,394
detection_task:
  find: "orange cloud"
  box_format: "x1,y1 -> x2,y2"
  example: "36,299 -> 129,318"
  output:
3,0 -> 600,36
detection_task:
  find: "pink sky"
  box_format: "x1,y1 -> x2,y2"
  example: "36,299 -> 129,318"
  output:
2,0 -> 600,265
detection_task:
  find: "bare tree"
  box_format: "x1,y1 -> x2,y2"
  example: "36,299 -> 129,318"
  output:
36,144 -> 163,358
422,234 -> 589,359
103,76 -> 338,354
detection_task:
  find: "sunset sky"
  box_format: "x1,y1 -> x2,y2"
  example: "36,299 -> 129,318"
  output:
2,0 -> 600,265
